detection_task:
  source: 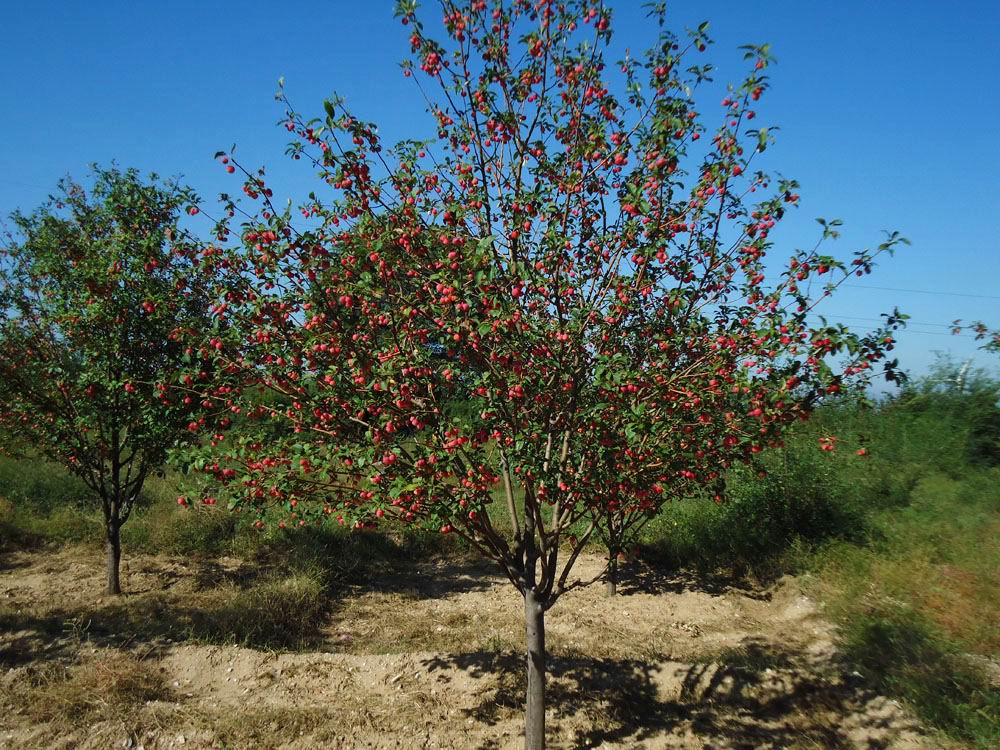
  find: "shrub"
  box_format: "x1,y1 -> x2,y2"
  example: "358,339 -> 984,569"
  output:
641,411 -> 867,576
841,607 -> 999,749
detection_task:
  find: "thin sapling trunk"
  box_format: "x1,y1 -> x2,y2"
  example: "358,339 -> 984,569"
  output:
524,588 -> 547,750
605,552 -> 618,597
105,519 -> 122,595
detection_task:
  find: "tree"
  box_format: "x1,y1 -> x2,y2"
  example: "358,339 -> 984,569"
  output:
899,355 -> 1000,465
0,167 -> 213,595
179,2 -> 906,746
951,320 -> 1000,353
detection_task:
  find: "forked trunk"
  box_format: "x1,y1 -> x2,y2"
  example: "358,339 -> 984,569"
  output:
524,588 -> 546,750
106,522 -> 122,596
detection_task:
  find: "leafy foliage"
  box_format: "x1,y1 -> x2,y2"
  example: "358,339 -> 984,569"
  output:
170,4 -> 909,745
180,0 -> 906,605
0,166 -> 215,590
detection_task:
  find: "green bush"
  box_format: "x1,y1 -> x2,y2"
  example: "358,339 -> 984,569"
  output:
841,607 -> 999,749
642,361 -> 1000,578
641,410 -> 867,576
893,359 -> 1000,467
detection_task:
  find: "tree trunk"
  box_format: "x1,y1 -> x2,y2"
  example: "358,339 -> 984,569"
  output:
106,522 -> 122,596
605,552 -> 618,597
524,588 -> 546,750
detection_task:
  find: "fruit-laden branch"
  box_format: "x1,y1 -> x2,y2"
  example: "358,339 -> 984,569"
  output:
171,3 -> 908,747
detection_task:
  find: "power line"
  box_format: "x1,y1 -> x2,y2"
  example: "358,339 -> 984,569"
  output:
805,315 -> 975,339
815,313 -> 953,328
843,283 -> 1000,301
891,329 -> 974,339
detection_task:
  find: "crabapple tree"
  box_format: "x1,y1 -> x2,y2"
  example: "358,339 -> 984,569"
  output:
178,2 -> 906,746
952,320 -> 1000,353
0,167 -> 214,595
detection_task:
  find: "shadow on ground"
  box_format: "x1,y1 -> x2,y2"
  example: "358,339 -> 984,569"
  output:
1,543 -> 929,749
421,644 -> 906,750
0,547 -> 502,666
1,547 -> 775,669
613,557 -> 774,600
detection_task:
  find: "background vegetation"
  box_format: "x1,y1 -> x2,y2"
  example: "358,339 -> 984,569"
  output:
1,358 -> 997,747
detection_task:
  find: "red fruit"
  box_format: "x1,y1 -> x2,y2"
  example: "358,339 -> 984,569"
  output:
188,206 -> 199,215
226,165 -> 235,174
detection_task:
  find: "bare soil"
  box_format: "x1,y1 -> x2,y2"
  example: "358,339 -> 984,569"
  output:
0,546 -> 941,749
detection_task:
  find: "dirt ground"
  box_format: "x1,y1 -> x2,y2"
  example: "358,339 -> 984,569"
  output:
0,546 -> 940,749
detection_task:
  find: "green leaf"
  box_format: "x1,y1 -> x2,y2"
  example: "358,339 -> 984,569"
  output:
477,234 -> 495,254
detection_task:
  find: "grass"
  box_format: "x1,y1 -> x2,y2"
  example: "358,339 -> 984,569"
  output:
205,569 -> 327,646
91,567 -> 331,650
1,359 -> 997,747
7,651 -> 169,725
838,610 -> 998,749
635,362 -> 1000,749
803,470 -> 1000,748
0,457 -> 104,547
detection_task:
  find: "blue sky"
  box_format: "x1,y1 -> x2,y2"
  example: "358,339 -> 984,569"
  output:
2,1 -> 998,381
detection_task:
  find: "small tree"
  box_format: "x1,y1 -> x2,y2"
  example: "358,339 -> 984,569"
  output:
179,2 -> 906,746
0,167 -> 212,594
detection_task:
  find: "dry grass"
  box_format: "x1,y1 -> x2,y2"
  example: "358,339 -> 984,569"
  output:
0,548 -> 332,669
5,651 -> 169,725
1,546 -> 945,750
196,568 -> 328,648
193,705 -> 344,748
1,651 -> 356,750
331,588 -> 522,655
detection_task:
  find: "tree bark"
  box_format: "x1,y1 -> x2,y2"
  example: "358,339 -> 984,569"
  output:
524,588 -> 546,750
605,552 -> 618,597
106,521 -> 122,596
